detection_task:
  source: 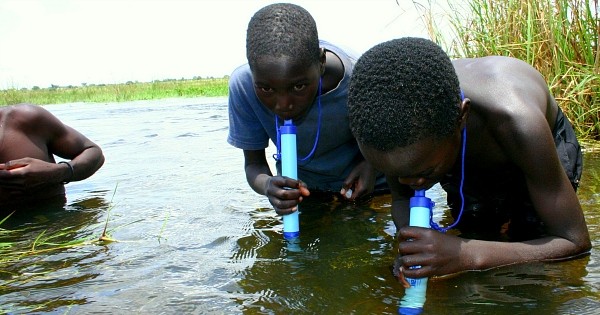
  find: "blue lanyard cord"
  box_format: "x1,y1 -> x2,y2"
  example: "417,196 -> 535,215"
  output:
431,90 -> 467,233
430,126 -> 467,233
273,77 -> 322,164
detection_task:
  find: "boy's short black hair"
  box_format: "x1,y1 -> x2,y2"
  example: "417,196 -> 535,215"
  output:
246,3 -> 320,71
347,37 -> 462,151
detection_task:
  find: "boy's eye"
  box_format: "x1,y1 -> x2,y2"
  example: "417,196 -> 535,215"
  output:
259,87 -> 273,93
293,84 -> 307,91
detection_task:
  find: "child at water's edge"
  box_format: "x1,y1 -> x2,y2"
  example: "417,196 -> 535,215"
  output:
0,103 -> 105,211
347,37 -> 591,278
227,3 -> 387,214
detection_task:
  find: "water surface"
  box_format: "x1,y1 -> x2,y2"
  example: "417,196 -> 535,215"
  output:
1,98 -> 599,314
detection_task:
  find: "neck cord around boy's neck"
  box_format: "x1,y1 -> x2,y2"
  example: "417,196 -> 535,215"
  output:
273,77 -> 322,164
430,90 -> 467,233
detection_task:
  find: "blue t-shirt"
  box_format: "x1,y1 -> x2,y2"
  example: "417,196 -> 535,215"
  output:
227,40 -> 364,191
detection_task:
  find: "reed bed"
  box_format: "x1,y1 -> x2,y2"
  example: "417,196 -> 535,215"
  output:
0,77 -> 229,106
422,0 -> 599,140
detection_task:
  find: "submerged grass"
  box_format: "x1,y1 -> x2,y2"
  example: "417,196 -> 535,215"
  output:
0,183 -> 169,291
0,185 -> 176,313
0,77 -> 229,106
0,187 -> 120,284
419,0 -> 599,140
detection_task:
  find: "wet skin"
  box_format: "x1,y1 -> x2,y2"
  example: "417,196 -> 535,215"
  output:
0,104 -> 104,210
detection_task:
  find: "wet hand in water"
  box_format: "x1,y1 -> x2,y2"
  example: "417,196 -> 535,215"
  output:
265,176 -> 310,215
396,226 -> 465,278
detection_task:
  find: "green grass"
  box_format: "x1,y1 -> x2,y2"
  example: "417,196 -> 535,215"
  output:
422,0 -> 599,140
0,77 -> 229,106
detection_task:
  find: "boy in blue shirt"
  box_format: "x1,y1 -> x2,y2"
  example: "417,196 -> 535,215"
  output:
228,3 -> 386,215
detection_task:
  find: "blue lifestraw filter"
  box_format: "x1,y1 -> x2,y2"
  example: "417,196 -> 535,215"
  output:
280,120 -> 300,238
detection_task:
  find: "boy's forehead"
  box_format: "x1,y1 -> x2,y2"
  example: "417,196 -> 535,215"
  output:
361,143 -> 423,174
252,56 -> 319,83
360,137 -> 450,176
253,55 -> 314,70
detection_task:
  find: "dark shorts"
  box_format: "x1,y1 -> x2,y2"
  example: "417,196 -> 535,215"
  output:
445,107 -> 583,241
554,107 -> 584,190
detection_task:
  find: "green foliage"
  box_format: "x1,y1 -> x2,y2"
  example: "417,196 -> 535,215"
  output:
0,77 -> 229,106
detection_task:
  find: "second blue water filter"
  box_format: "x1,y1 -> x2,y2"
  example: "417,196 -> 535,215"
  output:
280,119 -> 299,239
398,189 -> 434,314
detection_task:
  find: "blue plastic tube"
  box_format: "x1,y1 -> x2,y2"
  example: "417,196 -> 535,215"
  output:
398,189 -> 433,315
280,119 -> 300,239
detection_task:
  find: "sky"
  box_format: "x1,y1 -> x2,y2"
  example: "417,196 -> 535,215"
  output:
0,0 -> 450,90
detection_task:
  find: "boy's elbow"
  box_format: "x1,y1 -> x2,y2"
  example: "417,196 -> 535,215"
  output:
571,230 -> 592,255
92,146 -> 105,169
578,236 -> 592,254
97,153 -> 106,170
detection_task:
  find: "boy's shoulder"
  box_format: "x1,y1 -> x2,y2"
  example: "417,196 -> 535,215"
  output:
455,56 -> 551,118
319,40 -> 359,63
2,103 -> 52,127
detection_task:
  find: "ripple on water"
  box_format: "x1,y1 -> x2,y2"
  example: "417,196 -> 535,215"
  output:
3,100 -> 597,314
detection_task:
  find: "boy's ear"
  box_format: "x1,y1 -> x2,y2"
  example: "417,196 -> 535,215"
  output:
458,98 -> 470,129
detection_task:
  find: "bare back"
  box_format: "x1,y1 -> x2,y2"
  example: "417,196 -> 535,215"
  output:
451,56 -> 559,175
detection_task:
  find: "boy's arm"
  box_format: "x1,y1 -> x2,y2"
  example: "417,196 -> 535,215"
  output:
456,102 -> 591,273
243,149 -> 273,196
43,113 -> 105,182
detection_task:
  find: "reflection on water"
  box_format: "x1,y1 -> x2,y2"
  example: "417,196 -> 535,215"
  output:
0,98 -> 599,314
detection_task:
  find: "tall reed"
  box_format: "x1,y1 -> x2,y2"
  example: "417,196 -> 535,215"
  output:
423,0 -> 599,140
0,77 -> 229,106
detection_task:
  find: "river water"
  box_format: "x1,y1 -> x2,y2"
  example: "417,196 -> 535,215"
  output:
1,97 -> 599,314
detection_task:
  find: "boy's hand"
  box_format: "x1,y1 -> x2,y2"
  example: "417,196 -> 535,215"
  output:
340,160 -> 376,200
0,158 -> 60,189
397,226 -> 465,278
265,176 -> 310,215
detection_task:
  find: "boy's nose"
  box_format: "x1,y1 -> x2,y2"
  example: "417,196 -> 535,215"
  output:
275,94 -> 293,111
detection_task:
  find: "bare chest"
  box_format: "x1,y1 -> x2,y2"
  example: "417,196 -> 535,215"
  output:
0,118 -> 50,163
